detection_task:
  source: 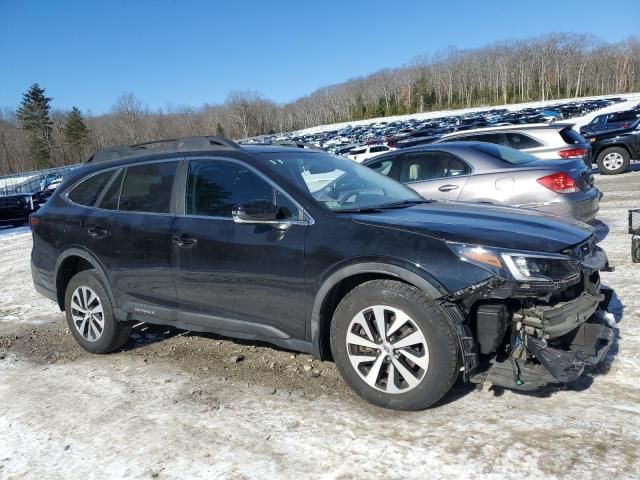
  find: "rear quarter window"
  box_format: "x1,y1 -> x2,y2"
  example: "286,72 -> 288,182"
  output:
67,170 -> 115,206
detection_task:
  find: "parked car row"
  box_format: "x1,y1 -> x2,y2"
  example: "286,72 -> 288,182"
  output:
242,97 -> 639,176
243,96 -> 625,155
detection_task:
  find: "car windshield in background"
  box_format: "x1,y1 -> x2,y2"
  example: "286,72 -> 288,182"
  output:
470,143 -> 537,164
255,151 -> 421,212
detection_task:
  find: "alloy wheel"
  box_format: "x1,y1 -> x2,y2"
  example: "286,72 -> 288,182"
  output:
602,152 -> 624,171
345,305 -> 429,393
70,286 -> 105,342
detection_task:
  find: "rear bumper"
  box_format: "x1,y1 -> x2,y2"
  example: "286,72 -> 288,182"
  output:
31,259 -> 58,304
524,188 -> 601,223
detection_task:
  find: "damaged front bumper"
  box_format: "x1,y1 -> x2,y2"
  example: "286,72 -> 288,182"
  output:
483,295 -> 614,391
461,240 -> 615,391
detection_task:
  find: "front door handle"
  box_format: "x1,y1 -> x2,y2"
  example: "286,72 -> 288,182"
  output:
87,226 -> 108,239
438,184 -> 460,192
172,233 -> 198,248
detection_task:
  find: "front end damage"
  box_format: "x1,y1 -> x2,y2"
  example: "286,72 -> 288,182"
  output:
447,237 -> 615,391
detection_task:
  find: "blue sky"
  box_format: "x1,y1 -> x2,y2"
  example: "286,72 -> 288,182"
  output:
1,0 -> 638,114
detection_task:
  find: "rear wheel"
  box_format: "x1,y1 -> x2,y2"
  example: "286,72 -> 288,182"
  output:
64,270 -> 132,354
596,147 -> 630,175
330,279 -> 460,410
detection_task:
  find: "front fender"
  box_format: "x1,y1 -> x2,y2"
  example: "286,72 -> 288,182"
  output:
309,259 -> 447,357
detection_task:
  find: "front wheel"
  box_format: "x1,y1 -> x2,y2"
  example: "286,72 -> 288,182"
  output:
330,279 -> 460,410
64,270 -> 132,354
596,147 -> 630,175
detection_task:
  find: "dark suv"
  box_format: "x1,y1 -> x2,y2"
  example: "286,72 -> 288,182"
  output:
0,193 -> 37,227
585,119 -> 640,174
31,136 -> 614,410
579,110 -> 639,137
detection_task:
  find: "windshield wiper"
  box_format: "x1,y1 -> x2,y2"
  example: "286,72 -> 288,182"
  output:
376,199 -> 434,209
334,206 -> 383,213
334,199 -> 433,214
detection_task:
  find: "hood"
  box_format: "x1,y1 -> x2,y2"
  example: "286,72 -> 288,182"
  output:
351,201 -> 593,253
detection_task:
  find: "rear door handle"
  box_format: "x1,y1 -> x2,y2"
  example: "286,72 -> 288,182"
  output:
438,184 -> 460,192
87,226 -> 108,239
172,233 -> 198,248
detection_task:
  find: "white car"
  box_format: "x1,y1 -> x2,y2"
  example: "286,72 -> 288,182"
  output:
347,144 -> 394,162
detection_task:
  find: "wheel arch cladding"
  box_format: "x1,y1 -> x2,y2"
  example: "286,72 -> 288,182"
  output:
310,262 -> 446,360
55,249 -> 113,311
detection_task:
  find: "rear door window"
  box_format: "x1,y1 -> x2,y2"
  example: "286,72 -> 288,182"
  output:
608,112 -> 637,122
474,133 -> 510,146
506,133 -> 542,149
119,162 -> 178,213
67,170 -> 115,206
400,153 -> 448,182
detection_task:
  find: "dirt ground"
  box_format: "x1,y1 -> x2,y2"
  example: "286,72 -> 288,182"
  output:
1,170 -> 639,479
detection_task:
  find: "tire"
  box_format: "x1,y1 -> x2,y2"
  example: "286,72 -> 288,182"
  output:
330,279 -> 460,410
64,270 -> 132,354
596,147 -> 630,175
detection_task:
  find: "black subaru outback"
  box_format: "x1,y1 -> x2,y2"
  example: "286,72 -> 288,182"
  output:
30,136 -> 614,410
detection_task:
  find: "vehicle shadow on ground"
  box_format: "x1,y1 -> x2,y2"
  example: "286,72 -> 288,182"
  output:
124,322 -> 298,355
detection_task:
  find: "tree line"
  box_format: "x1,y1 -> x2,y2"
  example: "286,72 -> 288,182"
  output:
1,32 -> 639,175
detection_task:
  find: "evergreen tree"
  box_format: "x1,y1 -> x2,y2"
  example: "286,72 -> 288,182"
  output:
215,122 -> 226,137
16,83 -> 54,167
63,106 -> 91,161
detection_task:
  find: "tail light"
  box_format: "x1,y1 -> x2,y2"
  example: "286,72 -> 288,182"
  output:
537,172 -> 579,193
29,215 -> 40,229
558,147 -> 589,158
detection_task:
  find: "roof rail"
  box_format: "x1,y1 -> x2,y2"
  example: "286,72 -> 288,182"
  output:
86,136 -> 242,163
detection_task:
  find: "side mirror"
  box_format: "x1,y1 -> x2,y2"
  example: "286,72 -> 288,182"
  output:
232,200 -> 278,224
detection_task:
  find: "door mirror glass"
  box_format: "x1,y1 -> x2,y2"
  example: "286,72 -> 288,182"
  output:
232,200 -> 278,223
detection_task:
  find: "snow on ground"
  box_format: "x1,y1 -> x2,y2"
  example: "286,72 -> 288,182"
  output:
0,226 -> 63,334
290,92 -> 640,137
0,172 -> 639,479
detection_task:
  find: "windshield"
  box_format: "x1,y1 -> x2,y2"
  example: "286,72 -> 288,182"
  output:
255,151 -> 421,211
470,142 -> 536,164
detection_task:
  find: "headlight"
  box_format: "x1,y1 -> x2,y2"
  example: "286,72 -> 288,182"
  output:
447,242 -> 580,284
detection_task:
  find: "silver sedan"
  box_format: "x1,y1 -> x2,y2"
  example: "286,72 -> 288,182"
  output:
362,142 -> 601,223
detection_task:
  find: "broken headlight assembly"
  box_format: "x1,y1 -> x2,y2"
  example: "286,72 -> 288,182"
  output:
447,242 -> 580,284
